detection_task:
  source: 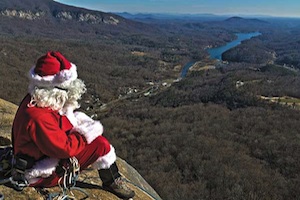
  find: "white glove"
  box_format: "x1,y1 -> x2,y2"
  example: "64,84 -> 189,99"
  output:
71,111 -> 103,144
74,111 -> 94,124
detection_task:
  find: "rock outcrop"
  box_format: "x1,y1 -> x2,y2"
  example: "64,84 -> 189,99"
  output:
0,8 -> 120,25
0,9 -> 45,20
0,98 -> 162,200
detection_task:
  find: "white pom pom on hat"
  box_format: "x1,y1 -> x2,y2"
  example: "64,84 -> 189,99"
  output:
28,51 -> 78,88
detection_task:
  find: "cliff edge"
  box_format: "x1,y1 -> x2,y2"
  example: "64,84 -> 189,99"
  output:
0,98 -> 162,200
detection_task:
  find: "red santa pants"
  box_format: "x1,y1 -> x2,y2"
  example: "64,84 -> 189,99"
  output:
30,135 -> 115,188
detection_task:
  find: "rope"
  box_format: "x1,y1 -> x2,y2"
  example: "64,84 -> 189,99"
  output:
46,157 -> 89,200
0,152 -> 88,200
0,151 -> 160,200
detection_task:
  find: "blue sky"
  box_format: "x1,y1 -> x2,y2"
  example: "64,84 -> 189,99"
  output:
54,0 -> 300,18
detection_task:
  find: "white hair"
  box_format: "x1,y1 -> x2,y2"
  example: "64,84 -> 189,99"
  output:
28,79 -> 86,111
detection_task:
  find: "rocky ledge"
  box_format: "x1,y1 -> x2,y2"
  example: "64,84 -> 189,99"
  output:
0,9 -> 120,25
0,9 -> 45,20
54,11 -> 120,25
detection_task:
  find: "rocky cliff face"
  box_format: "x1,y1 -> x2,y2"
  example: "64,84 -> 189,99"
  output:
0,158 -> 161,200
0,9 -> 45,20
0,98 -> 162,200
0,8 -> 120,25
53,11 -> 120,25
0,0 -> 123,25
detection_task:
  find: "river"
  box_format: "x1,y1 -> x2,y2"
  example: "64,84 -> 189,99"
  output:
207,32 -> 262,60
181,32 -> 261,78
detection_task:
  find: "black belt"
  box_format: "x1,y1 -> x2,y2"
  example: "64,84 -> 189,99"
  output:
15,154 -> 43,169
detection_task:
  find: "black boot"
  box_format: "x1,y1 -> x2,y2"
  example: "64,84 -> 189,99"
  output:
11,156 -> 29,191
98,163 -> 135,199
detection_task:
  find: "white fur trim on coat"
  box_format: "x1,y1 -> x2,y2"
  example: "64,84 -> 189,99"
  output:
72,121 -> 103,144
28,63 -> 78,88
61,106 -> 79,126
74,111 -> 94,124
91,145 -> 116,169
63,111 -> 103,144
25,157 -> 59,184
71,111 -> 103,144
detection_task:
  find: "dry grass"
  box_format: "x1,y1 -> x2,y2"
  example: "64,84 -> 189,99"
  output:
260,95 -> 300,109
131,51 -> 147,56
0,98 -> 17,126
0,98 -> 17,140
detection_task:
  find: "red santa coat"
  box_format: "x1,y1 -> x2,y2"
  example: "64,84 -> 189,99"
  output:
12,94 -> 114,187
12,94 -> 87,161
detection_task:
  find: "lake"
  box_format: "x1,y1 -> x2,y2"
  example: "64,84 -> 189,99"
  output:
180,32 -> 262,78
207,32 -> 262,61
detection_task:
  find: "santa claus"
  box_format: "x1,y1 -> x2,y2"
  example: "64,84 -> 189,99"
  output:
11,51 -> 135,199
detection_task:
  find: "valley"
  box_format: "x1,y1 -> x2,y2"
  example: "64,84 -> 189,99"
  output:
1,1 -> 300,199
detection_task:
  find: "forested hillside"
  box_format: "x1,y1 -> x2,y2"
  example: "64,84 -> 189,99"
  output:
1,1 -> 300,199
101,65 -> 300,199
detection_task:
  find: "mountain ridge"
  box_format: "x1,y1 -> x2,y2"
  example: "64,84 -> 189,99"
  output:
0,0 -> 158,39
224,16 -> 268,24
0,0 -> 121,24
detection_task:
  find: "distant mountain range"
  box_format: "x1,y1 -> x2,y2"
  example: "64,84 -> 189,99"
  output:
114,12 -> 228,22
114,12 -> 277,22
0,0 -> 271,39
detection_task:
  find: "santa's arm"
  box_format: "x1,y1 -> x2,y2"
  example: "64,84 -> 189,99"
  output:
67,111 -> 103,144
29,113 -> 87,159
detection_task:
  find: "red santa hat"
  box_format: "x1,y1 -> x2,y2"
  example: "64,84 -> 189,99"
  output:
28,51 -> 78,88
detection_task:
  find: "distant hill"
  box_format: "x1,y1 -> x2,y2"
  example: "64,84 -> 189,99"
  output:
224,16 -> 268,24
198,16 -> 271,33
0,0 -> 156,39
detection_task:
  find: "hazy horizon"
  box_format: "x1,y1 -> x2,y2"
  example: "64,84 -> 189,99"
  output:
54,0 -> 300,18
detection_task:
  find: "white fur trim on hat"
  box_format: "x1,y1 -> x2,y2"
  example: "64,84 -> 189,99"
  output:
25,157 -> 59,184
91,145 -> 116,169
28,63 -> 78,88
